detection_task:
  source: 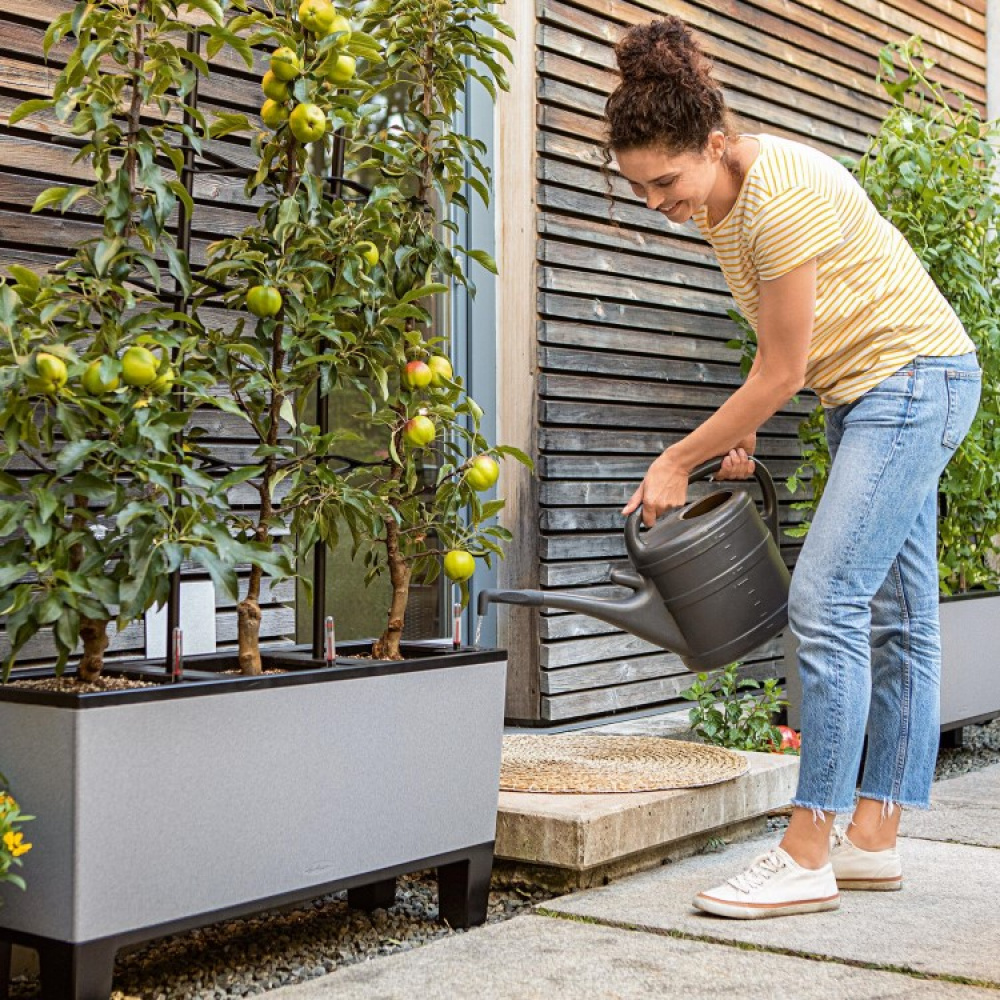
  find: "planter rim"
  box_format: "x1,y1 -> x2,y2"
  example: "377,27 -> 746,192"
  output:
940,589 -> 1000,604
0,642 -> 506,709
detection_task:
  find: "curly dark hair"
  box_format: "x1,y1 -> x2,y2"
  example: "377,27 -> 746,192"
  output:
604,17 -> 736,155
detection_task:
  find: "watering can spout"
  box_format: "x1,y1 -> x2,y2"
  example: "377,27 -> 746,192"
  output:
477,569 -> 690,656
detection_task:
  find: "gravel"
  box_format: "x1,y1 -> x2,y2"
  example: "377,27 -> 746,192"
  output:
10,718 -> 1000,999
10,873 -> 555,999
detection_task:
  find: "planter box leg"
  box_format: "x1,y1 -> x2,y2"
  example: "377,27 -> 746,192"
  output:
0,938 -> 11,1000
348,877 -> 397,913
38,938 -> 116,1000
437,843 -> 494,929
940,727 -> 964,749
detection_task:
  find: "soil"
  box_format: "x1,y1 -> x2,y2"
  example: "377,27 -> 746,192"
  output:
9,675 -> 156,693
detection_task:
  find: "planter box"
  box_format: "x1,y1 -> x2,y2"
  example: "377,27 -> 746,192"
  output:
783,591 -> 1000,733
0,644 -> 507,1000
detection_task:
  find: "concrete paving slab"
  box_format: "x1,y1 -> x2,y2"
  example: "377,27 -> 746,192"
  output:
496,750 -> 798,883
261,913 -> 996,1000
545,834 -> 1000,986
931,763 -> 1000,807
900,803 -> 1000,848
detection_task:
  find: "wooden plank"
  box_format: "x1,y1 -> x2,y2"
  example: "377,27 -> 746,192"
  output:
539,320 -> 741,363
540,239 -> 731,296
537,427 -> 805,456
541,0 -> 984,104
541,652 -> 690,692
540,345 -> 741,386
537,44 -> 882,140
539,479 -> 811,507
495,0 -> 542,720
538,66 -> 870,155
539,266 -> 731,317
537,19 -> 886,123
791,0 -> 984,48
539,657 -> 783,720
539,210 -> 717,269
539,294 -> 739,342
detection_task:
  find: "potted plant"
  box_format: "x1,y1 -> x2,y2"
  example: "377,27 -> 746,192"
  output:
0,2 -> 519,996
782,38 -> 1000,735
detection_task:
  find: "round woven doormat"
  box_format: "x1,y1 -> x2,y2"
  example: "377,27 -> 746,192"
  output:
499,733 -> 749,794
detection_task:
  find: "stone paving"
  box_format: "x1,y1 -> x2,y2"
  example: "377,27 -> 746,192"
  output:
266,761 -> 1000,999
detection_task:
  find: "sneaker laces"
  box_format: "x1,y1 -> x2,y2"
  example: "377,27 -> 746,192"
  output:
727,850 -> 788,893
831,827 -> 848,849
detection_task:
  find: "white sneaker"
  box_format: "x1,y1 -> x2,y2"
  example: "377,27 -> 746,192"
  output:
830,827 -> 902,891
693,846 -> 840,919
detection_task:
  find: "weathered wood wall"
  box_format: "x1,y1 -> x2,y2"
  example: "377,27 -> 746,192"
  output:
531,0 -> 987,721
0,1 -> 295,667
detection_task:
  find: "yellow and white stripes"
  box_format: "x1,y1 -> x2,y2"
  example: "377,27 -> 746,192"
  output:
694,134 -> 974,407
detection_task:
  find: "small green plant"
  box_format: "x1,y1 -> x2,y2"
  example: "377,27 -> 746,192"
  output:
0,774 -> 33,898
680,662 -> 788,752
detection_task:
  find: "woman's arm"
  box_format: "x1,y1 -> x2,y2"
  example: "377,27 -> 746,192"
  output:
623,258 -> 817,525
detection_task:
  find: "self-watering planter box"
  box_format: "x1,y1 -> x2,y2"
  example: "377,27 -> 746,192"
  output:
0,645 -> 507,1000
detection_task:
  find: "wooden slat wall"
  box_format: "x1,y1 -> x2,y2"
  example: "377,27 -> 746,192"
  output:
0,1 -> 294,666
533,0 -> 987,721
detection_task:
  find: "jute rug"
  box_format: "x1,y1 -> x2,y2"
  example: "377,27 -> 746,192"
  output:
500,733 -> 749,794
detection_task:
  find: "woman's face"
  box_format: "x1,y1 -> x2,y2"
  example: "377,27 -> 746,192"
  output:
615,132 -> 727,225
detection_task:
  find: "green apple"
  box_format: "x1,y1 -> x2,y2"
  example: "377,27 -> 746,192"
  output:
465,455 -> 500,492
81,358 -> 120,395
402,360 -> 432,390
261,70 -> 290,102
427,354 -> 453,386
121,346 -> 159,387
443,549 -> 476,582
289,102 -> 327,144
261,99 -> 289,129
247,285 -> 283,318
323,53 -> 356,85
357,240 -> 379,268
298,0 -> 335,33
270,47 -> 302,82
328,13 -> 352,40
150,365 -> 176,395
402,415 -> 435,448
30,352 -> 68,393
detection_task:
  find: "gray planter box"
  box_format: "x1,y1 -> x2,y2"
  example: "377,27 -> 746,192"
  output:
0,647 -> 507,999
783,591 -> 1000,733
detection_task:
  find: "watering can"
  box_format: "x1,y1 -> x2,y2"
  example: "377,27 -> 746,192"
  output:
478,458 -> 790,672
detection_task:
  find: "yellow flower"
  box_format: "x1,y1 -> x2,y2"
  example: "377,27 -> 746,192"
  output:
2,831 -> 31,857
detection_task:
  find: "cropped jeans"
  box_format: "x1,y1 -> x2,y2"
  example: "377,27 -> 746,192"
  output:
789,353 -> 981,814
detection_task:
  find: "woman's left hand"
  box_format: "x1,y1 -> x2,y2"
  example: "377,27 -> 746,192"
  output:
622,452 -> 690,527
714,447 -> 756,481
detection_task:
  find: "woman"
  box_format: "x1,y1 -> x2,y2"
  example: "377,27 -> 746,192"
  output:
606,17 -> 982,919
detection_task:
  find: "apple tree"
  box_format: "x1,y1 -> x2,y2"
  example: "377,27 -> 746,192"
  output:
0,0 -> 260,681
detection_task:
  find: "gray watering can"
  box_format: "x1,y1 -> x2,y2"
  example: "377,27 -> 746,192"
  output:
478,457 -> 790,671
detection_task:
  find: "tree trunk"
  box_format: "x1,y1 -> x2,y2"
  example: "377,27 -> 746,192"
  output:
76,617 -> 109,683
237,564 -> 263,675
372,520 -> 411,660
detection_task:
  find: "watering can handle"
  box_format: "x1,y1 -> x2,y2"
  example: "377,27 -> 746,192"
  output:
625,455 -> 781,552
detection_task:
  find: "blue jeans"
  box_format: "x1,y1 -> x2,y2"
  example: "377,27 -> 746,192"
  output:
789,353 -> 981,813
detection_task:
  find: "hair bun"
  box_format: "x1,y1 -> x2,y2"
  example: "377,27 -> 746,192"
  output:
614,17 -> 708,87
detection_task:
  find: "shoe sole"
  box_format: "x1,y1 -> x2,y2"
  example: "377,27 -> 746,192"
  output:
836,877 -> 902,891
692,893 -> 840,919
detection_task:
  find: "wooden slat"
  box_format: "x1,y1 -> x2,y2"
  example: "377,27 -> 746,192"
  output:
540,656 -> 782,720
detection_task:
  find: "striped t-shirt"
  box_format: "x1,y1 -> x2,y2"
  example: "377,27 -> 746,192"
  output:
693,133 -> 974,406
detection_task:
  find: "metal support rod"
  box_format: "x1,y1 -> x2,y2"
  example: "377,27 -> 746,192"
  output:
310,130 -> 347,659
165,27 -> 201,674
